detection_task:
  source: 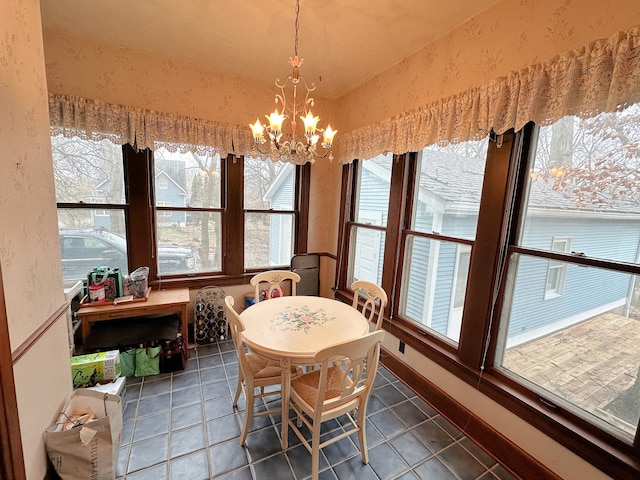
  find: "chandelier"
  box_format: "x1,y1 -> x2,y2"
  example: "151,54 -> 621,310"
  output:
249,0 -> 337,163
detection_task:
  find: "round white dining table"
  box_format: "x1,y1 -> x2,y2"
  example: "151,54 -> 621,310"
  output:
240,295 -> 369,448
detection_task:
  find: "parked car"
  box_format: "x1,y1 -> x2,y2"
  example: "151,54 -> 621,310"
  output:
59,228 -> 196,282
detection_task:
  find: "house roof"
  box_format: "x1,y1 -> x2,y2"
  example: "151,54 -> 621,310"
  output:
154,158 -> 187,191
366,149 -> 640,216
263,162 -> 295,203
503,312 -> 640,439
155,170 -> 187,196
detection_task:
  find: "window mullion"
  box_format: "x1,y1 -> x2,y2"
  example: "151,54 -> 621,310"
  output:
295,163 -> 310,253
458,129 -> 524,369
382,154 -> 410,319
225,155 -> 244,275
124,145 -> 156,278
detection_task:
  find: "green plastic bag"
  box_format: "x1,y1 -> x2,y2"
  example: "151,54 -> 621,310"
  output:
120,348 -> 137,377
134,345 -> 161,377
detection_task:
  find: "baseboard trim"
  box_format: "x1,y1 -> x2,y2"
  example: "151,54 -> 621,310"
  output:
380,347 -> 562,480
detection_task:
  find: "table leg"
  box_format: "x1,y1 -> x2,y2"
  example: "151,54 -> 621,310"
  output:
180,304 -> 190,359
81,318 -> 90,344
280,358 -> 291,449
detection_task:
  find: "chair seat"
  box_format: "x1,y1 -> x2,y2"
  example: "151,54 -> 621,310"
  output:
291,365 -> 354,408
245,351 -> 298,379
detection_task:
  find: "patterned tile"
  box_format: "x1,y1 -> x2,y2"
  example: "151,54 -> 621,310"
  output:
114,339 -> 519,479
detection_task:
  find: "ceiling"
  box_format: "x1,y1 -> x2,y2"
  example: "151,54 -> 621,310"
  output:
40,0 -> 499,99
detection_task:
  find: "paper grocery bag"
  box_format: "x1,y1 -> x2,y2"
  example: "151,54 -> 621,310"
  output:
45,389 -> 122,480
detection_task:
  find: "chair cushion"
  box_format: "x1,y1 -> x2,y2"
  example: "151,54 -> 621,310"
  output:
291,365 -> 354,407
245,351 -> 296,379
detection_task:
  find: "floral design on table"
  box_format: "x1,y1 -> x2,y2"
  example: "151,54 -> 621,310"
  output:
271,305 -> 335,333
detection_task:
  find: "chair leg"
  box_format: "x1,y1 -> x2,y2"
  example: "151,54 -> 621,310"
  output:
239,385 -> 254,446
311,427 -> 321,480
357,407 -> 369,464
232,374 -> 243,407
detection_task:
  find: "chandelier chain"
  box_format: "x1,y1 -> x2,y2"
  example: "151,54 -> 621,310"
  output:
294,0 -> 300,57
248,0 -> 336,163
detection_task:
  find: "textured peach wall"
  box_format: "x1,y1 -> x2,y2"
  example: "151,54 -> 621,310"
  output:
336,0 -> 640,133
1,0 -> 72,478
43,29 -> 336,130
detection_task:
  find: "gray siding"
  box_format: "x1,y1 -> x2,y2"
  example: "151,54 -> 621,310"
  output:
351,166 -> 390,283
155,172 -> 187,224
268,169 -> 294,265
506,215 -> 640,338
403,214 -> 477,335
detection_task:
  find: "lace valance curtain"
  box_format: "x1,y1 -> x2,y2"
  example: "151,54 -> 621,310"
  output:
48,95 -> 258,160
49,25 -> 640,165
339,25 -> 640,163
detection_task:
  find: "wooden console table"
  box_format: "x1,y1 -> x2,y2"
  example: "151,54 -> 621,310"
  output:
76,287 -> 190,346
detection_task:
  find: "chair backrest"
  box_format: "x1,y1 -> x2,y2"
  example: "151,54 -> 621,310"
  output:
311,330 -> 385,413
224,296 -> 248,371
250,270 -> 301,302
350,281 -> 388,331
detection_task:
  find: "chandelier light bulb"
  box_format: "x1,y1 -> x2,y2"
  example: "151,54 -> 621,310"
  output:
266,110 -> 285,136
322,125 -> 337,147
301,111 -> 320,135
249,119 -> 264,142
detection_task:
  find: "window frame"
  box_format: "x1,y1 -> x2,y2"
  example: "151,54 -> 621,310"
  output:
55,143 -> 311,288
54,136 -> 130,283
335,124 -> 640,479
346,161 -> 388,284
242,158 -> 299,271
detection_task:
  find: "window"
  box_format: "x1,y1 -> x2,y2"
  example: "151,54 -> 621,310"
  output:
544,236 -> 571,298
156,201 -> 173,218
452,245 -> 471,309
153,147 -> 221,275
346,153 -> 392,286
243,156 -> 296,270
336,105 -> 640,476
52,135 -> 128,283
53,137 -> 309,285
496,107 -> 640,443
398,139 -> 488,345
90,198 -> 109,218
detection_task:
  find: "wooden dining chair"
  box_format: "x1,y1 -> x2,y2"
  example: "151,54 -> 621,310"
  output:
250,270 -> 301,303
224,296 -> 301,446
287,330 -> 386,480
351,280 -> 388,331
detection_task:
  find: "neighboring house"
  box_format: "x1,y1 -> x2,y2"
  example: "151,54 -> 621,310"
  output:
154,169 -> 187,226
263,162 -> 295,266
89,179 -> 111,228
91,161 -> 188,228
357,151 -> 640,346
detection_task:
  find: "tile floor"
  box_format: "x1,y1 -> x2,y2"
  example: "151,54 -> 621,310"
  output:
116,340 -> 520,480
